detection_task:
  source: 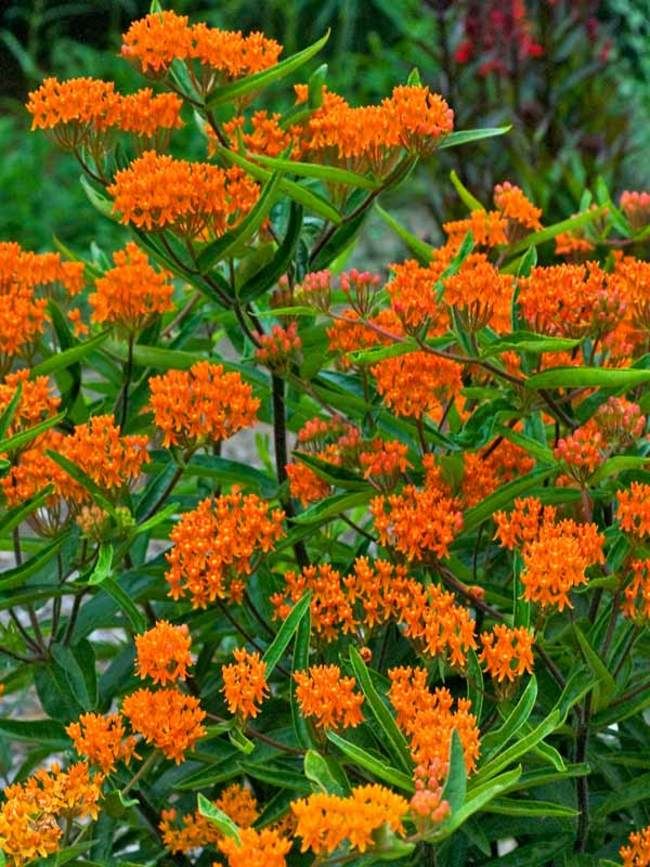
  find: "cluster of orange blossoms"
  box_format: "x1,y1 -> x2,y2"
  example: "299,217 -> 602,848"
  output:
461,439 -> 535,508
442,253 -> 514,333
122,687 -> 205,764
621,824 -> 650,866
0,370 -> 59,439
134,620 -> 193,684
148,361 -> 259,449
121,11 -> 282,84
291,785 -> 409,855
617,482 -> 650,539
0,762 -> 102,865
495,498 -> 605,610
221,647 -> 269,720
443,181 -> 541,250
620,191 -> 650,230
160,783 -> 258,853
286,415 -> 362,505
255,321 -> 302,371
108,152 -> 259,239
388,666 -> 480,777
272,556 -> 476,666
294,664 -> 364,730
218,827 -> 292,867
89,242 -> 174,332
372,351 -> 463,421
622,560 -> 650,622
479,624 -> 535,682
66,713 -> 138,773
370,455 -> 464,561
165,490 -> 285,606
27,77 -> 183,149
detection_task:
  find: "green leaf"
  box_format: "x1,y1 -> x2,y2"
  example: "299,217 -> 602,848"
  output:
462,468 -> 556,533
102,577 -> 146,633
349,647 -> 412,774
481,332 -> 582,357
435,231 -> 475,299
206,30 -> 330,108
442,730 -> 467,813
0,534 -> 69,592
263,592 -> 312,675
439,126 -> 511,152
51,642 -> 96,711
0,718 -> 69,747
229,727 -> 255,754
573,624 -> 616,711
347,338 -> 419,366
197,171 -> 285,272
527,366 -> 650,390
239,202 -> 303,302
465,649 -> 484,723
304,750 -> 350,795
507,205 -> 608,255
310,208 -> 369,271
106,340 -> 202,370
88,543 -> 113,586
471,710 -> 560,785
216,145 -> 341,223
291,606 -> 314,749
0,486 -> 53,537
46,450 -> 118,518
374,204 -> 433,264
0,412 -> 65,454
250,153 -> 378,190
197,792 -> 241,841
432,768 -> 522,840
308,62 -> 328,108
325,731 -> 414,792
80,175 -> 115,219
31,332 -> 109,376
590,455 -> 649,483
450,169 -> 485,212
0,382 -> 22,439
293,490 -> 372,524
481,676 -> 538,762
483,798 -> 578,818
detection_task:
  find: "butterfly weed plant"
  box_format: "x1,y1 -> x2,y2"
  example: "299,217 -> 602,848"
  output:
1,4 -> 650,865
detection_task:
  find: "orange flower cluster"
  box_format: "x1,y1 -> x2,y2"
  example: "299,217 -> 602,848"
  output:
443,210 -> 508,250
385,258 -> 446,332
622,560 -> 650,622
614,252 -> 650,333
218,827 -> 292,867
620,823 -> 650,866
255,322 -> 302,371
0,370 -> 59,441
442,253 -> 514,332
620,191 -> 650,231
1,431 -> 70,523
495,498 -> 605,610
388,666 -> 480,777
148,361 -> 259,449
479,624 -> 534,682
135,620 -> 193,685
286,416 -> 361,505
27,78 -> 183,149
359,438 -> 410,488
493,181 -> 542,235
292,785 -> 409,855
372,351 -> 463,421
221,648 -> 269,720
461,440 -> 534,508
617,483 -> 650,539
518,262 -> 625,339
223,111 -> 292,157
294,665 -> 364,730
66,712 -> 137,773
165,491 -> 285,606
0,762 -> 102,866
295,269 -> 333,311
122,688 -> 206,763
326,308 -> 401,369
285,461 -> 331,506
108,151 -> 259,239
370,455 -> 463,560
89,242 -> 174,332
340,268 -> 382,316
121,11 -> 282,85
554,420 -> 605,480
160,783 -> 258,853
410,763 -> 451,828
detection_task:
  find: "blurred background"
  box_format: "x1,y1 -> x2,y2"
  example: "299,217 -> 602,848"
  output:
1,0 -> 649,256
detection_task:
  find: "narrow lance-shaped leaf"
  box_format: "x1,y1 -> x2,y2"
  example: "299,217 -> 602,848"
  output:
325,730 -> 414,792
197,793 -> 241,841
262,592 -> 312,675
507,204 -> 608,256
374,204 -> 434,264
239,202 -> 303,302
450,169 -> 485,212
439,126 -> 512,152
250,153 -> 378,190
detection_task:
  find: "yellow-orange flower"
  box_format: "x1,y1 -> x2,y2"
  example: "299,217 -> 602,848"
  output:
479,624 -> 534,682
286,461 -> 331,506
461,440 -> 534,508
442,253 -> 513,332
292,785 -> 408,855
26,77 -> 121,148
617,482 -> 650,539
160,783 -> 258,853
89,242 -> 174,332
148,361 -> 259,448
117,88 -> 183,140
0,370 -> 59,443
443,210 -> 508,250
122,688 -> 206,763
372,351 -> 463,420
294,665 -> 364,730
223,111 -> 292,157
135,620 -> 193,685
359,438 -> 410,488
621,823 -> 650,866
493,181 -> 542,234
221,648 -> 268,720
120,10 -> 194,73
622,560 -> 650,622
218,826 -> 291,867
386,84 -> 454,155
66,713 -> 137,773
165,491 -> 285,607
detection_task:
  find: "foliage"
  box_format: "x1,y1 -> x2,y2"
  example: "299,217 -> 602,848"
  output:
1,4 -> 650,866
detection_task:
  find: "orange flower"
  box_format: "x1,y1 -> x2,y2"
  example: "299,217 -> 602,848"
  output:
66,712 -> 137,773
89,242 -> 174,332
622,560 -> 650,622
148,361 -> 259,448
294,665 -> 364,730
617,483 -> 650,539
57,414 -> 149,503
359,438 -> 410,488
292,785 -> 408,855
385,258 -> 446,332
134,621 -> 193,685
120,10 -> 194,73
0,370 -> 60,443
386,84 -> 454,155
122,687 -> 206,763
461,440 -> 534,508
442,253 -> 514,332
221,648 -> 269,720
397,581 -> 477,667
620,191 -> 650,231
255,322 -> 302,371
370,456 -> 463,560
443,210 -> 508,250
410,763 -> 451,828
160,783 -> 258,853
223,111 -> 292,157
271,563 -> 356,640
26,77 -> 121,148
218,827 -> 291,867
286,461 -> 331,506
108,151 -> 259,239
0,287 -> 48,367
479,624 -> 534,682
372,351 -> 463,420
554,420 -> 605,480
493,181 -> 542,234
1,431 -> 70,525
117,88 -> 183,142
388,666 -> 480,778
621,823 -> 650,866
165,491 -> 285,607
0,241 -> 84,296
